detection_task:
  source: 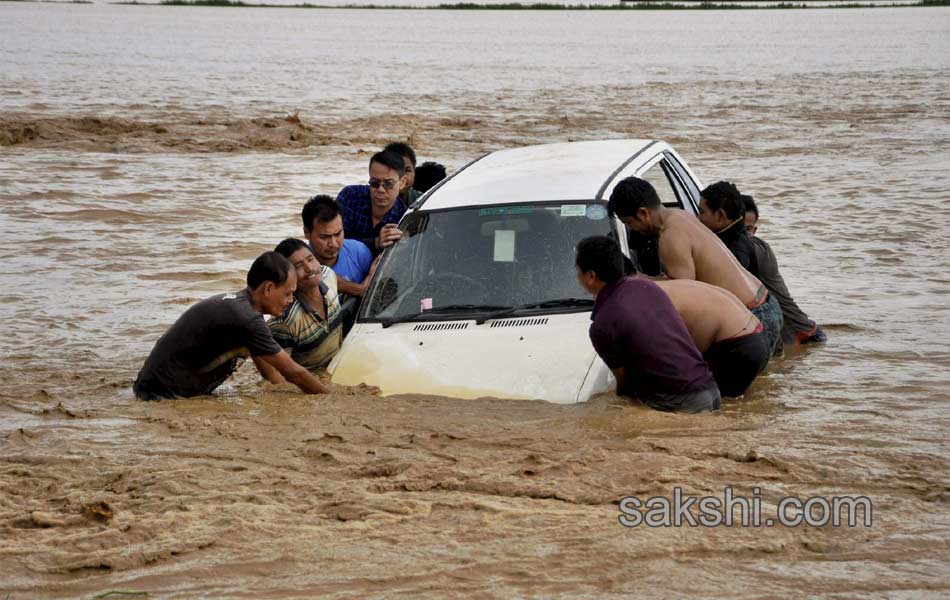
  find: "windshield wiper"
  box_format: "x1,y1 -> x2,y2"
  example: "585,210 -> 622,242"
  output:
474,298 -> 594,325
380,304 -> 510,328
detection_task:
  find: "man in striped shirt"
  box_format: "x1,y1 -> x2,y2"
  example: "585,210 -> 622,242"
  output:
262,238 -> 345,374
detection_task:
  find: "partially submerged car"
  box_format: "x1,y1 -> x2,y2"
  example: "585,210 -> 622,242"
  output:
327,139 -> 704,403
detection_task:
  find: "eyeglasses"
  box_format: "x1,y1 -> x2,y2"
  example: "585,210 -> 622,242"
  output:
369,178 -> 398,190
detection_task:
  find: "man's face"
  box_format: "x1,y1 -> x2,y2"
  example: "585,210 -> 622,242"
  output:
619,208 -> 656,237
400,156 -> 415,191
698,196 -> 729,232
287,246 -> 322,293
306,215 -> 344,265
575,266 -> 597,295
369,161 -> 405,213
261,270 -> 297,317
744,211 -> 758,235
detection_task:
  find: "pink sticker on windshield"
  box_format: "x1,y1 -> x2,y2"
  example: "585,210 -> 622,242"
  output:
420,297 -> 433,311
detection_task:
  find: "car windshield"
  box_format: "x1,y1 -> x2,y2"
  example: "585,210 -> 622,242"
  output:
360,202 -> 614,323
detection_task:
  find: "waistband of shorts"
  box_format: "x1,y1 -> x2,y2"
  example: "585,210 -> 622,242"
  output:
746,285 -> 769,310
717,322 -> 765,345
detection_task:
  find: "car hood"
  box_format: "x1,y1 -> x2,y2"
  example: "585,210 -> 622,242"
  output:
327,312 -> 604,403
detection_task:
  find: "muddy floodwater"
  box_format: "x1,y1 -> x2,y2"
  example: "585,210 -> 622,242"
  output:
2,3 -> 950,598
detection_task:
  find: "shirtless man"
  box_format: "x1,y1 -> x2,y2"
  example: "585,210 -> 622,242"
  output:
607,176 -> 783,355
655,278 -> 770,397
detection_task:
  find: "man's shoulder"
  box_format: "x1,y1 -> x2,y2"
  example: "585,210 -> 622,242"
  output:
749,234 -> 774,252
337,184 -> 371,205
269,298 -> 303,328
341,237 -> 372,258
192,290 -> 257,320
661,210 -> 704,244
407,187 -> 424,206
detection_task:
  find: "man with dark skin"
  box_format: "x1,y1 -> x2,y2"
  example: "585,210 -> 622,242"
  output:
413,161 -> 447,194
134,252 -> 332,399
384,141 -> 424,207
302,195 -> 378,298
696,181 -> 784,355
608,177 -> 782,355
337,150 -> 408,256
698,181 -> 758,274
576,235 -> 721,413
261,238 -> 346,376
655,278 -> 769,397
744,194 -> 827,346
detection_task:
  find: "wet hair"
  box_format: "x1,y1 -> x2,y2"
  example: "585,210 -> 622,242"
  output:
273,238 -> 310,259
742,194 -> 759,220
701,181 -> 745,221
413,161 -> 447,193
370,150 -> 406,176
247,251 -> 293,289
607,177 -> 661,218
383,142 -> 417,167
575,236 -> 624,284
301,194 -> 340,231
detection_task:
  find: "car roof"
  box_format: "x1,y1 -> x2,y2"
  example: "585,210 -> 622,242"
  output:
417,139 -> 661,211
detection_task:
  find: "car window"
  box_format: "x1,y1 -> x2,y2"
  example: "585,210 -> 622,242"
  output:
663,151 -> 700,213
639,159 -> 682,208
361,202 -> 613,321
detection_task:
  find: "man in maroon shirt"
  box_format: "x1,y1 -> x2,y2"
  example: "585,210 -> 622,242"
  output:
575,236 -> 721,413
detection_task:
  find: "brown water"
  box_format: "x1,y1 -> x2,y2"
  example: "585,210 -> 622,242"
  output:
2,3 -> 950,598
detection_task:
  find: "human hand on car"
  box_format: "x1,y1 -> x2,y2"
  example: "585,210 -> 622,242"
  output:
376,223 -> 402,249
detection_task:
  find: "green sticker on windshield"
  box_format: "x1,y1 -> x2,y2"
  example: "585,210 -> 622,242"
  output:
560,204 -> 587,217
479,206 -> 534,217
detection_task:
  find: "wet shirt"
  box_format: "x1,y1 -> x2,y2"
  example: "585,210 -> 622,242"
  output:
717,218 -> 760,276
336,184 -> 407,256
589,277 -> 716,400
406,187 -> 424,207
134,289 -> 282,399
749,236 -> 817,337
328,238 -> 373,283
268,267 -> 344,370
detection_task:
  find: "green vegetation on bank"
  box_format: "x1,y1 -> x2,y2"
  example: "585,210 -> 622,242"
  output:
107,0 -> 950,8
1,0 -> 92,3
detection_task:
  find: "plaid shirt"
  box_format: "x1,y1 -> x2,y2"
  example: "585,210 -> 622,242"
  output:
336,184 -> 407,255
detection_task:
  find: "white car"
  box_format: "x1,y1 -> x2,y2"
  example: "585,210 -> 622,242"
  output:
327,139 -> 704,403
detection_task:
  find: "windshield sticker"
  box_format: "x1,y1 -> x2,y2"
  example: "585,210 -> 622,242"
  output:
560,204 -> 587,217
586,205 -> 608,220
420,297 -> 433,311
479,206 -> 534,217
493,230 -> 516,263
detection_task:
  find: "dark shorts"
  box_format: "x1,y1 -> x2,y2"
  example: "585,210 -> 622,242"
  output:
133,379 -> 174,401
704,329 -> 770,398
750,290 -> 784,356
643,386 -> 722,414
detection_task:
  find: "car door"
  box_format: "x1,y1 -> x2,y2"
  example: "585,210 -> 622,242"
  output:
623,154 -> 692,275
635,153 -> 699,215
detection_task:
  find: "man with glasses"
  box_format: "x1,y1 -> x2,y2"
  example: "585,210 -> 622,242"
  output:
336,150 -> 408,257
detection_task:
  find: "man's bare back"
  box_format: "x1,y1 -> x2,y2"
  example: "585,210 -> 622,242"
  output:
657,209 -> 763,306
655,278 -> 759,352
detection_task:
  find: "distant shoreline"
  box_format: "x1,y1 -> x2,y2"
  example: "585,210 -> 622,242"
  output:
3,0 -> 93,4
6,0 -> 947,8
